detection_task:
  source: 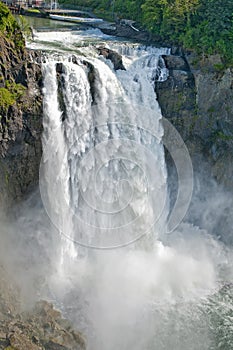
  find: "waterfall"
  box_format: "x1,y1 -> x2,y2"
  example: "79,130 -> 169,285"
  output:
40,46 -> 169,252
39,43 -> 223,350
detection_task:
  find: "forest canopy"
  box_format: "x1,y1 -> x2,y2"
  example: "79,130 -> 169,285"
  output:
61,0 -> 233,64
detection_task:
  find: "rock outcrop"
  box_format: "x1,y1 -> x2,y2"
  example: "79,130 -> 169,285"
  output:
0,28 -> 43,209
155,52 -> 233,189
0,265 -> 86,350
186,54 -> 233,188
99,23 -> 151,43
97,46 -> 126,70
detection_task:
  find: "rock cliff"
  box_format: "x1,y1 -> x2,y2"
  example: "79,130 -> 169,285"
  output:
0,22 -> 43,209
155,52 -> 233,190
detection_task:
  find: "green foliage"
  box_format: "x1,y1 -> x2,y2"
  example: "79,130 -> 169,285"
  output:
0,81 -> 26,113
141,0 -> 233,61
6,80 -> 26,99
181,0 -> 233,64
141,0 -> 163,35
0,2 -> 25,48
26,8 -> 41,13
213,63 -> 225,73
0,2 -> 17,33
215,130 -> 233,142
16,15 -> 31,38
62,0 -> 233,65
0,88 -> 15,112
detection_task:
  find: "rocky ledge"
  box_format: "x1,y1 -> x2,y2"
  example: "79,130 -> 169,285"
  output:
99,22 -> 151,43
0,265 -> 86,350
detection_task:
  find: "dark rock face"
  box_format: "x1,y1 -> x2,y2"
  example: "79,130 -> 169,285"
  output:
0,35 -> 43,209
97,47 -> 126,71
155,55 -> 196,141
56,62 -> 67,122
100,23 -> 150,43
155,53 -> 233,189
186,55 -> 233,188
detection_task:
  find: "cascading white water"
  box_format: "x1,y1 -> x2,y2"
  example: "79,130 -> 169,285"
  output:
38,38 -> 230,350
41,46 -> 170,252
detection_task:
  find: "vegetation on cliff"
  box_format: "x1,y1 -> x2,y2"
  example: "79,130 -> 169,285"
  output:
0,2 -> 25,48
63,0 -> 233,65
0,3 -> 26,114
0,2 -> 43,205
0,81 -> 26,114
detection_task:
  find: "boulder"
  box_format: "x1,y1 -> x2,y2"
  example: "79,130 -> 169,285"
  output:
97,47 -> 126,71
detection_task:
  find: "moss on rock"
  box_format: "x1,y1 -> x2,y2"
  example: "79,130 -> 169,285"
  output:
0,88 -> 15,113
0,2 -> 25,50
0,81 -> 26,114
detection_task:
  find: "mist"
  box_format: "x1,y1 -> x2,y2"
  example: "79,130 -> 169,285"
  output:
0,167 -> 232,350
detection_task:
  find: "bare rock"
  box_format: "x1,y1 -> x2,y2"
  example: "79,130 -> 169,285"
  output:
97,47 -> 126,71
9,330 -> 42,350
0,265 -> 86,350
155,52 -> 233,190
